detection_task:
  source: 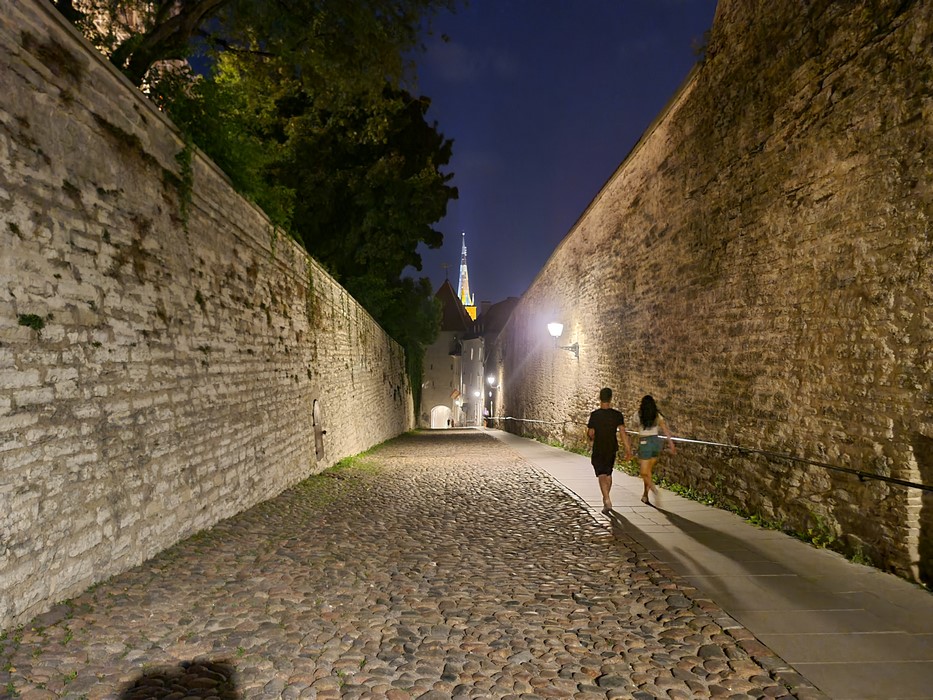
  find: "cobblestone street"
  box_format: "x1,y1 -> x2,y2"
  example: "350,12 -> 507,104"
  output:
1,431 -> 809,699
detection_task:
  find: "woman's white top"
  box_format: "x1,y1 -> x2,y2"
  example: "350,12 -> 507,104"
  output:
637,414 -> 664,437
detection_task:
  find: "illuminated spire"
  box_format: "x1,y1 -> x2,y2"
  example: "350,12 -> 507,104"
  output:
457,232 -> 477,320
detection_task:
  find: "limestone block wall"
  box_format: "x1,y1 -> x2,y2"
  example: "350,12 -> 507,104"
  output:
0,0 -> 413,630
497,0 -> 932,581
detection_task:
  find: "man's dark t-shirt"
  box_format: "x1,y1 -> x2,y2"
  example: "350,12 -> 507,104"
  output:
588,407 -> 625,473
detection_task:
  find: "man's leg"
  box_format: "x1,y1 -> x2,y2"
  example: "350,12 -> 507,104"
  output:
598,472 -> 613,512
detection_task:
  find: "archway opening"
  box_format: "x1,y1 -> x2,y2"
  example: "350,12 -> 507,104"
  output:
430,405 -> 451,429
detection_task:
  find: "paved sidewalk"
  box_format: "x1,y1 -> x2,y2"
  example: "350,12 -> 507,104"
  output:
487,428 -> 933,700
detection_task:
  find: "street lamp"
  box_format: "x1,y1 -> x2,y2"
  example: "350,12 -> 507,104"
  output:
547,321 -> 579,359
484,374 -> 498,427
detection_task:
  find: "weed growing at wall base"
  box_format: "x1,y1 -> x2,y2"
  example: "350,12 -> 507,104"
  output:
804,512 -> 838,549
532,435 -> 590,457
591,453 -> 844,546
291,453 -> 382,508
592,447 -> 851,553
850,545 -> 873,567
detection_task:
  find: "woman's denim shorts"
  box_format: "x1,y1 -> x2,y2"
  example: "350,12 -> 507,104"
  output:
638,435 -> 662,459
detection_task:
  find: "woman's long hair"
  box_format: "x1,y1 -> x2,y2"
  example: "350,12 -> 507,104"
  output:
639,395 -> 658,428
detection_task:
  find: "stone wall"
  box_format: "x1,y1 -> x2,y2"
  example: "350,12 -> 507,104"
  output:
496,0 -> 932,581
0,0 -> 413,629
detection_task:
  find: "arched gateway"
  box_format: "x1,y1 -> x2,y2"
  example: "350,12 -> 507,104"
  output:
430,405 -> 451,429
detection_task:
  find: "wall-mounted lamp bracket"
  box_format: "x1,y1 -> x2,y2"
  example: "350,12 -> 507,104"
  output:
559,342 -> 580,359
547,321 -> 579,359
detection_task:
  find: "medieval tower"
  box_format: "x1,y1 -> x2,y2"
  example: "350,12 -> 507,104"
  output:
457,232 -> 477,320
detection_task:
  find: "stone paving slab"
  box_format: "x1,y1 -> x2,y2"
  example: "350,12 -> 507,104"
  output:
0,430 -> 823,699
755,632 -> 933,664
787,662 -> 933,700
730,609 -> 899,636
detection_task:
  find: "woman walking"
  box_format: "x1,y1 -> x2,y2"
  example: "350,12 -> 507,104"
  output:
637,395 -> 675,505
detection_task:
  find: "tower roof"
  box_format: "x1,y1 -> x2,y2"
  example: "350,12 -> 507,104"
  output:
457,232 -> 474,308
435,278 -> 472,332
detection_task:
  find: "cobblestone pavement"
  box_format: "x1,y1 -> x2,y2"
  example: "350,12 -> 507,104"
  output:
1,431 -> 822,699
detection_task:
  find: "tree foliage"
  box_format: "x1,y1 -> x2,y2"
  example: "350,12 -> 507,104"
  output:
56,0 -> 451,92
277,86 -> 453,283
54,0 -> 458,400
152,56 -> 297,231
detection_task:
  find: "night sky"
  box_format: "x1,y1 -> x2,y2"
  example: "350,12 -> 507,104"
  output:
405,0 -> 718,305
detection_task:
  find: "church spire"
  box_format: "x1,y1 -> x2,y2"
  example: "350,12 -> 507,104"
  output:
457,232 -> 477,320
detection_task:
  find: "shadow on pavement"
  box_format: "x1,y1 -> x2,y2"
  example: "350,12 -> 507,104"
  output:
118,659 -> 240,699
603,504 -> 801,612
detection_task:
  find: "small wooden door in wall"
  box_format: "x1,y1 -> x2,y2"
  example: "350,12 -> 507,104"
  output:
313,399 -> 326,461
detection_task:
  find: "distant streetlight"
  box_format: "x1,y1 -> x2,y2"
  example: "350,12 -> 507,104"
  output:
487,375 -> 496,385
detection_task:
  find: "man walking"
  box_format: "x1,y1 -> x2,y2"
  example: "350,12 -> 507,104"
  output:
587,387 -> 633,514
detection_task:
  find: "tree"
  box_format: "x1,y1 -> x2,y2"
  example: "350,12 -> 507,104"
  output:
55,0 -> 454,92
156,51 -> 457,370
155,54 -> 458,304
55,0 -> 459,393
278,86 -> 455,285
269,84 -> 456,410
385,276 -> 442,417
151,55 -> 297,231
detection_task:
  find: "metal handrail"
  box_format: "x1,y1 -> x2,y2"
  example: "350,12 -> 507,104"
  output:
487,415 -> 932,493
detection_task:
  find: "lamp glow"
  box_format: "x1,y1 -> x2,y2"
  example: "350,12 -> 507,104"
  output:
547,321 -> 580,359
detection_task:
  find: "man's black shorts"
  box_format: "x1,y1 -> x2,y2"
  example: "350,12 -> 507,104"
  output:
591,451 -> 616,476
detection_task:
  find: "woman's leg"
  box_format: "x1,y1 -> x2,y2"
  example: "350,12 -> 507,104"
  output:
640,457 -> 658,503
